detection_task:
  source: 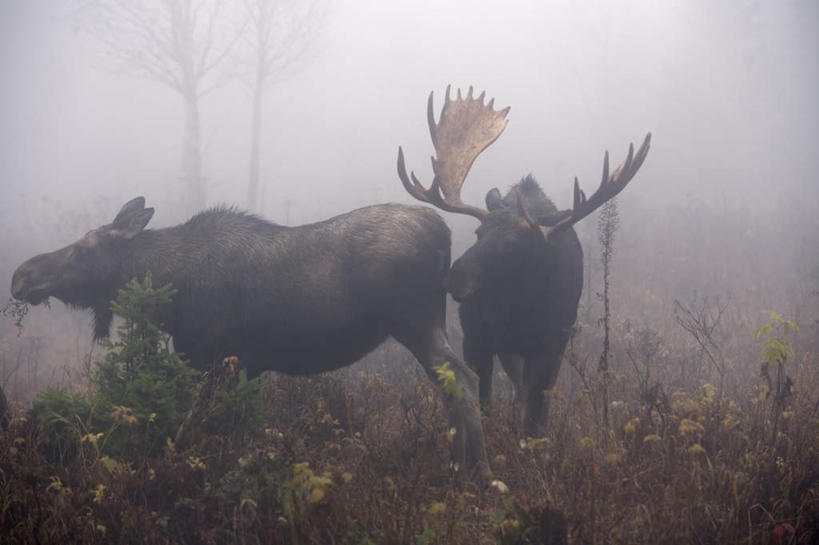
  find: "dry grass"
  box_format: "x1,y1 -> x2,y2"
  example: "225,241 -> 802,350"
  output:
1,323 -> 818,545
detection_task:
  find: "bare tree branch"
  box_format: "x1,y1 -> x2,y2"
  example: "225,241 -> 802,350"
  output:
673,294 -> 730,409
76,0 -> 241,210
241,0 -> 327,211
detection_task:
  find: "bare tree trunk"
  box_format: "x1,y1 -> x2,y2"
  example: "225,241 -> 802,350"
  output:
241,0 -> 327,212
182,89 -> 205,211
247,80 -> 264,211
79,0 -> 240,213
177,0 -> 205,212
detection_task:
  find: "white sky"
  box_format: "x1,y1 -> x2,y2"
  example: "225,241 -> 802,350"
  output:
0,0 -> 817,238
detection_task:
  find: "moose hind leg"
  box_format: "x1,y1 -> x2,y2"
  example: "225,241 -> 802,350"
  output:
391,322 -> 487,471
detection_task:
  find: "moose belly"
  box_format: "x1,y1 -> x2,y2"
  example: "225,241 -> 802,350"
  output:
236,311 -> 391,377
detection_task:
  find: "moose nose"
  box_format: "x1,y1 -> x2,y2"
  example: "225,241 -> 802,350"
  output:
444,269 -> 476,303
10,267 -> 28,300
445,284 -> 463,303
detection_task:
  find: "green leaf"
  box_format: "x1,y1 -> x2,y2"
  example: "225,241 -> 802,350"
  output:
100,456 -> 117,472
433,362 -> 462,400
754,323 -> 771,339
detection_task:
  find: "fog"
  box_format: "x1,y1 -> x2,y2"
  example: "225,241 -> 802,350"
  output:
1,0 -> 817,400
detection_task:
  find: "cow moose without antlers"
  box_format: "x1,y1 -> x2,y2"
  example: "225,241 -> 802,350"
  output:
11,199 -> 488,469
397,85 -> 651,436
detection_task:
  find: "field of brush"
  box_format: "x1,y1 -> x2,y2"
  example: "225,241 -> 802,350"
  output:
1,199 -> 817,544
1,302 -> 818,544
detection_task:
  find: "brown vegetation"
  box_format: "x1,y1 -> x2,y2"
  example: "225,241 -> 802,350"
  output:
1,195 -> 817,544
1,308 -> 817,544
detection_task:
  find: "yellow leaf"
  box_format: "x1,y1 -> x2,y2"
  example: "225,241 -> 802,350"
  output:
46,477 -> 63,493
688,443 -> 707,455
100,456 -> 117,472
82,432 -> 104,445
604,453 -> 623,465
428,502 -> 447,515
92,483 -> 105,503
307,487 -> 325,504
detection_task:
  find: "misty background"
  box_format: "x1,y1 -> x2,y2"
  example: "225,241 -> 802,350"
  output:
1,0 -> 817,401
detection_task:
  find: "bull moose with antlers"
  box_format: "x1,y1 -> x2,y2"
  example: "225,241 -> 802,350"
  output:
398,86 -> 651,435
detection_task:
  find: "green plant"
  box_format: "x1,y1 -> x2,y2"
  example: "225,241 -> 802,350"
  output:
204,368 -> 263,439
754,310 -> 799,442
343,521 -> 376,545
93,273 -> 196,460
30,387 -> 91,465
433,362 -> 461,401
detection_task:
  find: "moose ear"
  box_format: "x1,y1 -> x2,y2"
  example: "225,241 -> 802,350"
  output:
112,197 -> 146,228
120,208 -> 154,239
109,207 -> 154,240
111,197 -> 153,238
485,188 -> 504,211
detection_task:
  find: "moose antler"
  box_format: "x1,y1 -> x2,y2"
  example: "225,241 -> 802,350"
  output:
397,85 -> 510,222
533,133 -> 652,237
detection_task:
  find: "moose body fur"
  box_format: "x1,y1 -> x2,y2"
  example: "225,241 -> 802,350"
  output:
11,198 -> 487,468
447,177 -> 583,435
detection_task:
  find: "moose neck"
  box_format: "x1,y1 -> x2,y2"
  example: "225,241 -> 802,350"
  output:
119,228 -> 185,287
91,226 -> 188,340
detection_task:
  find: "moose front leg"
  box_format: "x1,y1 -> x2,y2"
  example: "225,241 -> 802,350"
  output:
498,352 -> 525,426
463,335 -> 495,411
498,352 -> 524,404
522,347 -> 564,438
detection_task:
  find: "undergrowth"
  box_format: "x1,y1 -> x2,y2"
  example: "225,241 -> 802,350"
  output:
0,278 -> 817,543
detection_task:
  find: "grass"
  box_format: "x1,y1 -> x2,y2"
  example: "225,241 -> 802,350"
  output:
1,332 -> 818,544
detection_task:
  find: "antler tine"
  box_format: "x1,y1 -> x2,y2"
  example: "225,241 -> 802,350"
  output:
427,92 -> 438,150
397,146 -> 441,205
547,133 -> 651,236
397,85 -> 510,222
573,177 -> 585,211
398,146 -> 483,218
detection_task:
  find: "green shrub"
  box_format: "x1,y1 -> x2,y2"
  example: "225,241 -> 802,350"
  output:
92,274 -> 197,460
30,386 -> 90,465
204,368 -> 263,439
